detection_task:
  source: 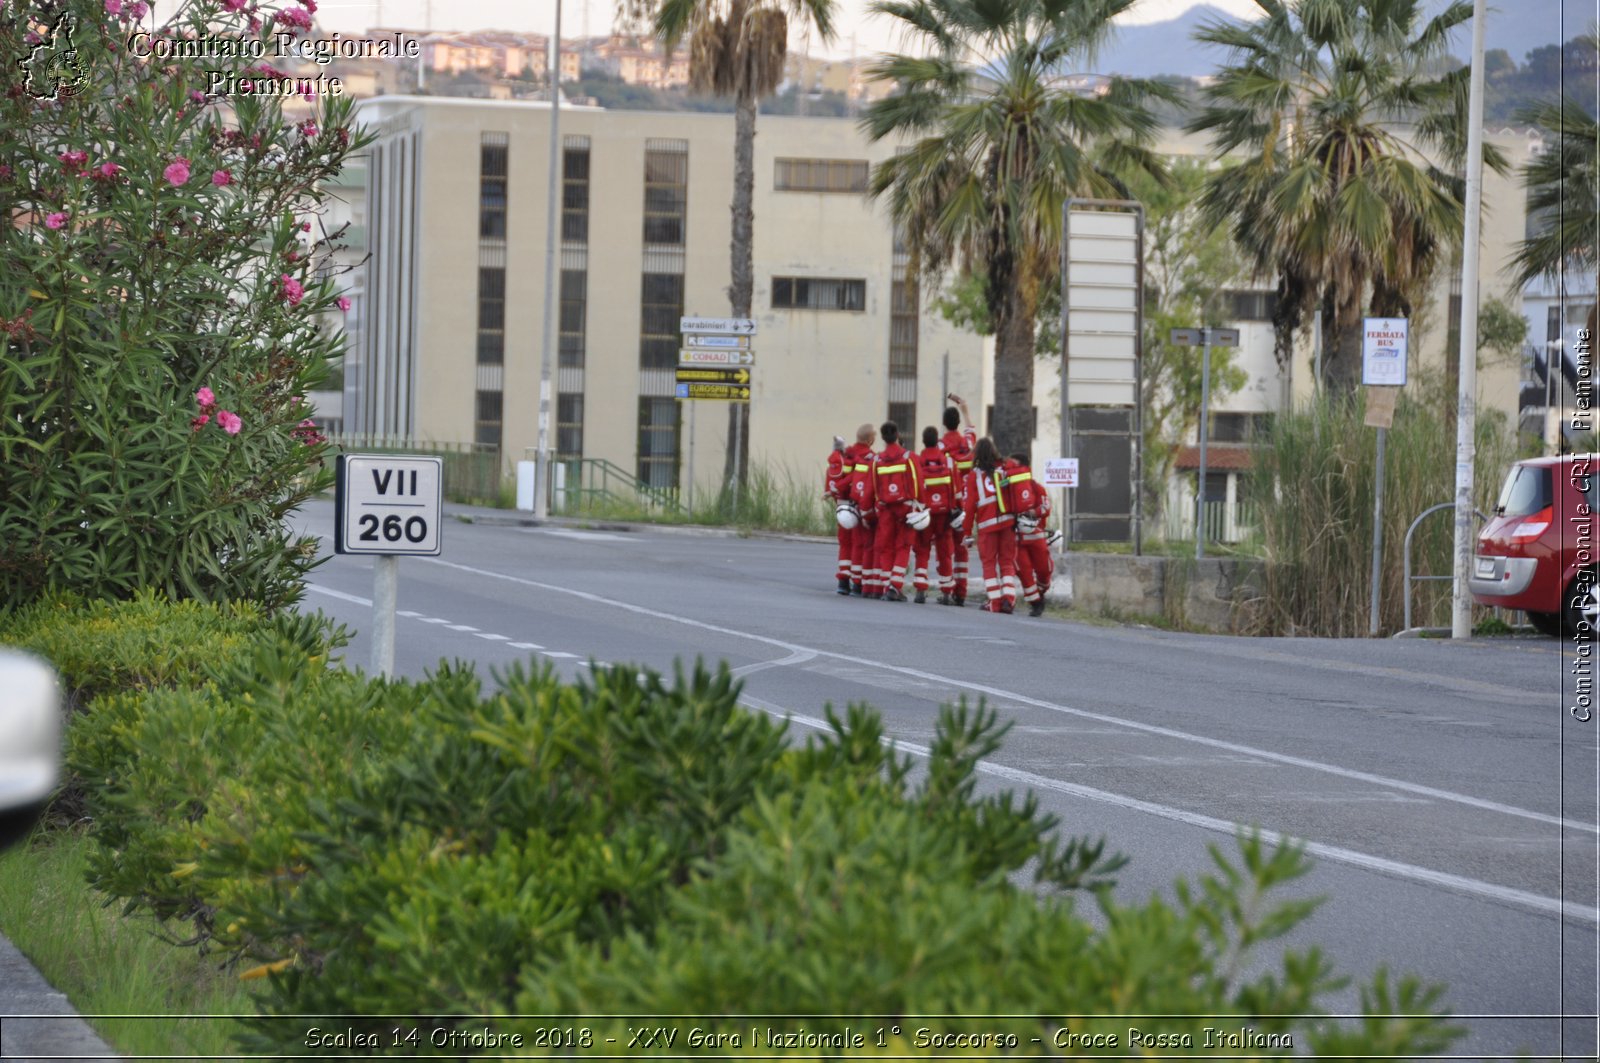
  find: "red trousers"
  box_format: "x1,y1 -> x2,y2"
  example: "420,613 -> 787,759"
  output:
949,528 -> 969,599
976,525 -> 1018,608
874,504 -> 915,593
1016,536 -> 1053,602
913,512 -> 954,591
851,517 -> 878,593
835,524 -> 852,583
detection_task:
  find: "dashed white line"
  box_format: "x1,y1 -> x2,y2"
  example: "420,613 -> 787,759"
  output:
508,642 -> 544,650
419,617 -> 451,625
398,610 -> 423,618
475,632 -> 510,642
542,651 -> 580,659
446,624 -> 478,632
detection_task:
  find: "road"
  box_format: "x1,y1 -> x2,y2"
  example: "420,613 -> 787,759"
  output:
293,499 -> 1599,1058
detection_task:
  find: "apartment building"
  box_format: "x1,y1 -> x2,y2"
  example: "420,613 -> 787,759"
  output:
344,96 -> 986,492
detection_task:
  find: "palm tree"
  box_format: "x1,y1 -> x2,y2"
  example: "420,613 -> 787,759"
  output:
859,0 -> 1169,457
653,0 -> 835,492
1511,94 -> 1598,299
1188,0 -> 1503,394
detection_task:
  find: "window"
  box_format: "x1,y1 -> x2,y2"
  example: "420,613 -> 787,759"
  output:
474,389 -> 502,448
562,145 -> 590,244
890,279 -> 918,379
640,272 -> 683,370
1225,289 -> 1277,321
888,402 -> 916,436
1207,412 -> 1274,443
638,396 -> 680,488
559,270 -> 586,368
772,276 -> 866,312
775,157 -> 869,193
479,140 -> 508,240
643,147 -> 687,246
477,267 -> 504,365
557,393 -> 583,460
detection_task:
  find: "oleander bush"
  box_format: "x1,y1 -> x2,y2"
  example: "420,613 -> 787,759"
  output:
56,608 -> 1461,1058
0,0 -> 372,608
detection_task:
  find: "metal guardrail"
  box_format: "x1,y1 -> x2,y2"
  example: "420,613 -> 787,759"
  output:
1167,500 -> 1257,544
330,435 -> 503,504
531,454 -> 685,516
1403,503 -> 1488,630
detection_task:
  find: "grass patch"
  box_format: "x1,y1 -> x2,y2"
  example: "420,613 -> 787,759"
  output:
0,829 -> 254,1058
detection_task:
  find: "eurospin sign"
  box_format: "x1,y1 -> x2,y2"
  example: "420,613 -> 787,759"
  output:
1362,317 -> 1409,387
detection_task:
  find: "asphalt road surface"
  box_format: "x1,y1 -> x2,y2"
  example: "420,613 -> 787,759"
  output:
292,499 -> 1599,1059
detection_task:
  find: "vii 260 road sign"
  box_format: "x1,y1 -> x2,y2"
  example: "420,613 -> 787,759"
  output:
335,454 -> 443,556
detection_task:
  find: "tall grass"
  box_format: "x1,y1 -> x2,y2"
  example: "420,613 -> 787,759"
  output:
0,830 -> 253,1059
1245,385 -> 1520,636
555,460 -> 834,536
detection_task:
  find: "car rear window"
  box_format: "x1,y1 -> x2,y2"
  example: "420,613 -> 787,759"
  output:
1495,464 -> 1552,517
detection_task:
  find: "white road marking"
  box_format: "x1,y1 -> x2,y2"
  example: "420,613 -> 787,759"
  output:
415,560 -> 1596,837
306,584 -> 369,606
732,649 -> 817,678
508,642 -> 544,650
739,695 -> 1600,927
475,633 -> 510,641
397,610 -> 422,618
446,624 -> 478,632
542,651 -> 580,659
520,528 -> 632,542
419,617 -> 451,625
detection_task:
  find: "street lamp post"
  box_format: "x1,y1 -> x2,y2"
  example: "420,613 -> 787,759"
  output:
1451,0 -> 1488,639
534,0 -> 563,521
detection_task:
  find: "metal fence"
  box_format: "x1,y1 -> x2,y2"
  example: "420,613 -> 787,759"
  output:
1166,499 -> 1258,544
329,435 -> 504,504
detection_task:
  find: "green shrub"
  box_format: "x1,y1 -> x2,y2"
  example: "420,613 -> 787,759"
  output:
76,649 -> 1461,1059
1,0 -> 372,608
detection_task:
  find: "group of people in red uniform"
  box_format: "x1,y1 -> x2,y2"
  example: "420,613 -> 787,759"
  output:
823,394 -> 1055,617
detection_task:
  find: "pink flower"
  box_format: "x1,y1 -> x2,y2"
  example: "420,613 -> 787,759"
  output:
220,0 -> 246,9
44,212 -> 67,230
0,165 -> 12,179
211,169 -> 231,186
190,90 -> 205,102
336,296 -> 351,312
58,150 -> 87,169
163,158 -> 190,186
278,273 -> 305,307
300,221 -> 312,232
95,162 -> 121,179
299,120 -> 318,138
105,0 -> 121,14
195,386 -> 215,408
216,409 -> 242,435
24,31 -> 41,45
127,0 -> 146,16
284,250 -> 299,262
190,414 -> 210,431
274,4 -> 311,29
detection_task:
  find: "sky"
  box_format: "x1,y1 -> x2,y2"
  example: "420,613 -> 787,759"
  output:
310,0 -> 1267,60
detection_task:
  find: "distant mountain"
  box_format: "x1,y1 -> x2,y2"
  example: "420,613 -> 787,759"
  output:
1095,1 -> 1593,79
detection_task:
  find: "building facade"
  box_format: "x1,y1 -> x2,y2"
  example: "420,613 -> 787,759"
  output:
344,96 -> 986,494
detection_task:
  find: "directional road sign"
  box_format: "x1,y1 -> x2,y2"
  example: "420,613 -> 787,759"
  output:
680,348 -> 755,367
675,382 -> 751,401
675,367 -> 752,386
1169,327 -> 1240,347
334,454 -> 443,556
680,316 -> 756,336
682,334 -> 751,349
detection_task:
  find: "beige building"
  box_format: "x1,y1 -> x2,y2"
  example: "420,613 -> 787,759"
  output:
345,96 -> 986,495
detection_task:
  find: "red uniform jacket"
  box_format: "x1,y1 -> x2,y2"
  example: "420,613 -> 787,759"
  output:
844,442 -> 876,511
824,448 -> 850,499
962,465 -> 1014,533
940,427 -> 977,501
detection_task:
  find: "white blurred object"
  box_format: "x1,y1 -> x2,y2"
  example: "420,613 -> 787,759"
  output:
835,501 -> 860,530
1016,514 -> 1039,534
949,510 -> 965,531
0,649 -> 60,819
905,506 -> 931,531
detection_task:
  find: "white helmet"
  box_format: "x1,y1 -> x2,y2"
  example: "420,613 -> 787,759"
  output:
1016,514 -> 1039,534
835,501 -> 860,530
906,506 -> 931,531
949,509 -> 965,531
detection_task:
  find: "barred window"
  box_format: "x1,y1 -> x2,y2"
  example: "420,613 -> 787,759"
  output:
479,141 -> 508,240
775,157 -> 869,193
559,269 -> 586,368
562,145 -> 590,244
474,388 -> 502,448
637,396 -> 680,489
772,276 -> 866,312
643,148 -> 687,246
640,272 -> 684,369
1225,289 -> 1277,321
889,279 -> 918,378
888,402 -> 916,435
557,392 -> 583,460
477,267 -> 505,365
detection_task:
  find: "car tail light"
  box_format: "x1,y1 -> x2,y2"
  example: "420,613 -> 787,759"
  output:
1510,505 -> 1553,543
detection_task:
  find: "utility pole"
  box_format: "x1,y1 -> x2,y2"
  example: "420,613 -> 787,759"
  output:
534,0 -> 563,520
1451,0 -> 1488,639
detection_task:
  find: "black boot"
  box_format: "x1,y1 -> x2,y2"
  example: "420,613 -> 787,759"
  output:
913,590 -> 926,604
938,592 -> 952,606
1028,599 -> 1046,617
837,577 -> 852,595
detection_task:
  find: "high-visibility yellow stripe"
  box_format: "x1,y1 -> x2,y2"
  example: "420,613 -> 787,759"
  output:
876,463 -> 907,474
924,476 -> 951,485
853,464 -> 871,472
1008,471 -> 1033,484
955,460 -> 974,470
993,471 -> 1008,513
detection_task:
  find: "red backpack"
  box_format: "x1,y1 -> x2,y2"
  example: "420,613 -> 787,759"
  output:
1005,461 -> 1043,514
916,449 -> 955,512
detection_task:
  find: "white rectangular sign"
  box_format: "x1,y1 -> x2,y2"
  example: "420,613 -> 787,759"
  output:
335,454 -> 443,556
683,334 -> 751,349
1042,458 -> 1080,488
680,316 -> 756,335
680,348 -> 756,366
1065,208 -> 1140,407
1362,317 -> 1409,386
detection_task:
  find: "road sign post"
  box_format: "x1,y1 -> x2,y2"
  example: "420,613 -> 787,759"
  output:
1170,327 -> 1239,559
679,317 -> 758,496
1362,318 -> 1409,635
335,454 -> 443,678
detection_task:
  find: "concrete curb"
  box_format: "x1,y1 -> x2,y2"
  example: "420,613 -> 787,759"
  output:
0,931 -> 119,1061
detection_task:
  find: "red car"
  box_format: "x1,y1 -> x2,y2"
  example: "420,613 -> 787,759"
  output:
1471,454 -> 1600,637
